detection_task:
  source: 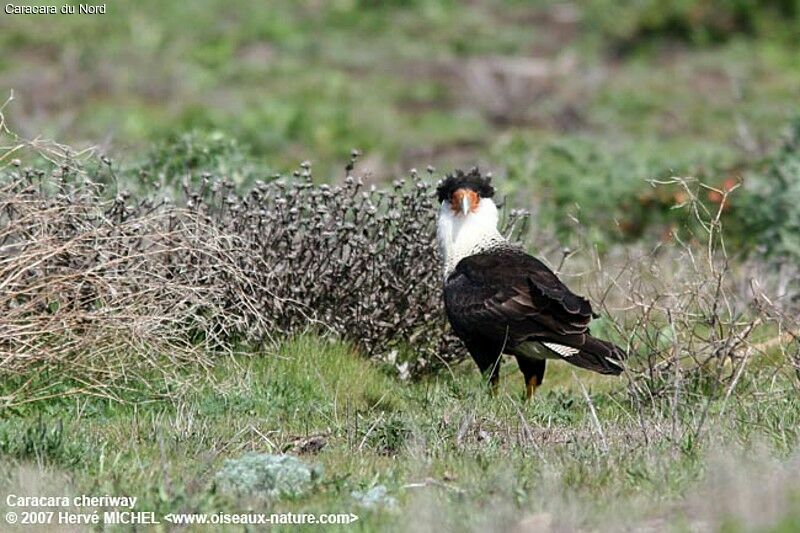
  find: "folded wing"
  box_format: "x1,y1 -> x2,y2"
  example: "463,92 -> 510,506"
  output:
444,249 -> 626,374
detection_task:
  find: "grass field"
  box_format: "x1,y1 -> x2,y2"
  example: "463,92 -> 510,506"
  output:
2,336 -> 799,532
1,1 -> 800,532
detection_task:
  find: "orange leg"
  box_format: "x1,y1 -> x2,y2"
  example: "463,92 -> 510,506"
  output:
517,358 -> 545,402
525,375 -> 539,401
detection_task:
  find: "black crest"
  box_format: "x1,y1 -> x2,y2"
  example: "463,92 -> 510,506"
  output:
436,168 -> 495,203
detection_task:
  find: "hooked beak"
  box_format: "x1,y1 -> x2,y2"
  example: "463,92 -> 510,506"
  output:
450,188 -> 478,216
461,195 -> 470,216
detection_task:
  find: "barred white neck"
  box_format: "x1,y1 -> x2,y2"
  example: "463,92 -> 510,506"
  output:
437,197 -> 505,278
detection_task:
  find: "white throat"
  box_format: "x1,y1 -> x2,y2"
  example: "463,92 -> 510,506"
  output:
436,197 -> 505,278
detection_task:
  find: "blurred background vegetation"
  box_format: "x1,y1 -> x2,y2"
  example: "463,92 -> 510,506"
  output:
1,0 -> 799,254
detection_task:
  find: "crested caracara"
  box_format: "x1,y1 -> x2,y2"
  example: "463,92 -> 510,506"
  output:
436,169 -> 627,399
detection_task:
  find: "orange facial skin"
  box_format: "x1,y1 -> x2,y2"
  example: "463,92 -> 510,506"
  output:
450,188 -> 480,215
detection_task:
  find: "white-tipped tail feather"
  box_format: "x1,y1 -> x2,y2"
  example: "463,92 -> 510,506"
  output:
542,342 -> 579,358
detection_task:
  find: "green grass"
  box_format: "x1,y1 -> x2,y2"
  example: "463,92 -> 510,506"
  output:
1,335 -> 798,531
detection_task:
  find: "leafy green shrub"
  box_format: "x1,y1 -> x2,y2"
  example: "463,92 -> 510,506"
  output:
587,0 -> 799,51
502,137 -> 718,249
500,128 -> 800,261
735,118 -> 800,259
137,130 -> 264,192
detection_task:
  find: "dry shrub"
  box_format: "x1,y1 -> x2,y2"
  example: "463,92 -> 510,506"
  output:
0,146 -> 529,404
0,167 -> 238,403
562,177 -> 800,417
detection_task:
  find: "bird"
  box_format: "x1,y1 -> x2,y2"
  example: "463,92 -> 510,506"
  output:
435,168 -> 627,400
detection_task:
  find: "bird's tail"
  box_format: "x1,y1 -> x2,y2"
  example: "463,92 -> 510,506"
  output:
542,334 -> 628,375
